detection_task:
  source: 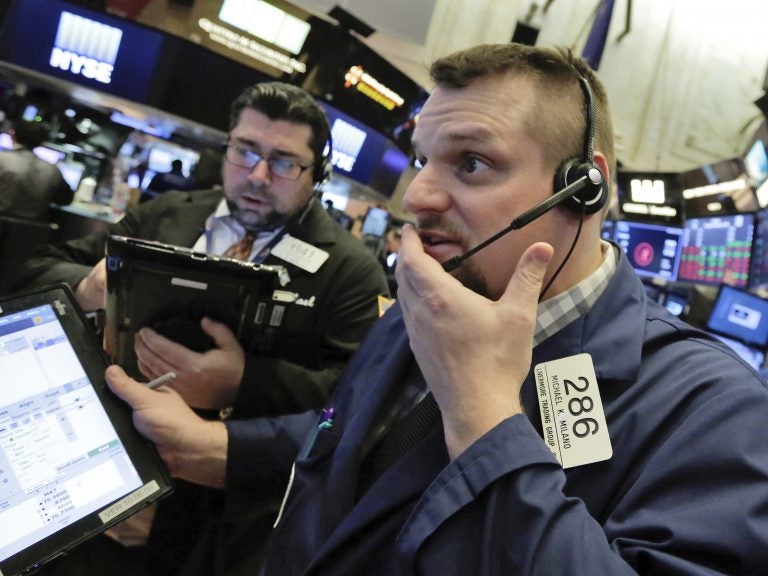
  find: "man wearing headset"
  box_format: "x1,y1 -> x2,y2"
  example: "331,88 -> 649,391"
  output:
19,82 -> 388,574
107,44 -> 768,574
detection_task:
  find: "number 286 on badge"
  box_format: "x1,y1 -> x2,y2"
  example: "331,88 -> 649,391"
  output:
535,353 -> 612,469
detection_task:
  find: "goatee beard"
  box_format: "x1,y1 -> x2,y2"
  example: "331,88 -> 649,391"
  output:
233,208 -> 291,233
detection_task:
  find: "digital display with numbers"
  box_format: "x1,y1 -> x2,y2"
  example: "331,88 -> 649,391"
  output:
678,214 -> 754,287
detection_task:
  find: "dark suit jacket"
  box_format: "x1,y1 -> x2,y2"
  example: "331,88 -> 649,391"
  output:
0,148 -> 74,221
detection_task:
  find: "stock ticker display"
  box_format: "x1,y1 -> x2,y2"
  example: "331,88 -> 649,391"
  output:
678,214 -> 754,288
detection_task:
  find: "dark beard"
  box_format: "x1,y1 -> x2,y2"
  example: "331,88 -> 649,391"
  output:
225,198 -> 291,232
234,207 -> 291,232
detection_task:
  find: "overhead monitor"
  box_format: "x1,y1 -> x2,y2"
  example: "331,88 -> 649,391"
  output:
613,220 -> 683,281
316,101 -> 409,197
678,213 -> 754,288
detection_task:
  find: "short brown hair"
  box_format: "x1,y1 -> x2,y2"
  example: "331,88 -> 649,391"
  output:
430,43 -> 615,179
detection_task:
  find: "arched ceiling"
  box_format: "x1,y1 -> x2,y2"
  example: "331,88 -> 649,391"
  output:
298,0 -> 768,174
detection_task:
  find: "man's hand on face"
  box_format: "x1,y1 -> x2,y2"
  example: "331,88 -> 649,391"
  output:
133,317 -> 246,410
395,224 -> 553,460
105,365 -> 229,487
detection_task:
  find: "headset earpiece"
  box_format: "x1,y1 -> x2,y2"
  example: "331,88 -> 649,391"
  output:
312,134 -> 334,188
554,158 -> 607,215
552,74 -> 608,216
313,155 -> 332,187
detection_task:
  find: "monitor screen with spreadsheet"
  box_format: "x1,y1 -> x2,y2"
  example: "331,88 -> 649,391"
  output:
678,213 -> 754,287
0,285 -> 171,576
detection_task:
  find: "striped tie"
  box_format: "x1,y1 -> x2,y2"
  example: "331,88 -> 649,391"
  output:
222,231 -> 256,260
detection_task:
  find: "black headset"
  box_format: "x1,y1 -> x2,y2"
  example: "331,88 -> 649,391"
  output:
552,74 -> 608,215
312,131 -> 334,187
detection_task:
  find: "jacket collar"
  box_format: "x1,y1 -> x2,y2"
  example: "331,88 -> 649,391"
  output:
530,251 -> 646,386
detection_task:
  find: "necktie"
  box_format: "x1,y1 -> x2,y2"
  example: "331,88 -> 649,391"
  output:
222,231 -> 256,260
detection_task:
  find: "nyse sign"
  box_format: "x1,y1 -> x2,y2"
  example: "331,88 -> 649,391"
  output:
49,48 -> 113,83
48,11 -> 123,84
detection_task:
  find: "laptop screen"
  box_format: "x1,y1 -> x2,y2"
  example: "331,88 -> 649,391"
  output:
0,287 -> 171,575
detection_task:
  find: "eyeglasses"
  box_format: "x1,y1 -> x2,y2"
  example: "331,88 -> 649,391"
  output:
223,143 -> 314,180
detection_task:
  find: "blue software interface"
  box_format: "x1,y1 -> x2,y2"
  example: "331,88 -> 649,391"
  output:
0,305 -> 142,562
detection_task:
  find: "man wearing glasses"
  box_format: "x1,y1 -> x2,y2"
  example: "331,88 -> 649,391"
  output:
17,82 -> 389,575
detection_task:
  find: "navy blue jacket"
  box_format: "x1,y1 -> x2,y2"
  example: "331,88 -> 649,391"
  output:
229,252 -> 768,575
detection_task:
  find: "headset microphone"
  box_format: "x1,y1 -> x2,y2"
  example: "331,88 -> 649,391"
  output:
441,168 -> 602,272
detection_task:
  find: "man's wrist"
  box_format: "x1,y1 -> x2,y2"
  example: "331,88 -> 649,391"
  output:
176,420 -> 229,488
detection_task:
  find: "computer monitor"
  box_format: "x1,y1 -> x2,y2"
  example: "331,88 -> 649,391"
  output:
613,220 -> 683,281
744,139 -> 768,188
749,207 -> 768,288
57,161 -> 86,192
139,142 -> 200,189
705,284 -> 768,347
678,213 -> 754,287
32,145 -> 66,165
360,207 -> 389,237
662,291 -> 690,317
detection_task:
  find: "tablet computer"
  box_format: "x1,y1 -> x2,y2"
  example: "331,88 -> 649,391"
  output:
105,235 -> 287,379
0,284 -> 172,576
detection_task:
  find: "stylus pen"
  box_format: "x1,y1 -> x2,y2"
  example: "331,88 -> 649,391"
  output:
145,371 -> 177,390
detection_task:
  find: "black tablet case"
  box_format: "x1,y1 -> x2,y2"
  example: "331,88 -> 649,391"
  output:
104,235 -> 286,379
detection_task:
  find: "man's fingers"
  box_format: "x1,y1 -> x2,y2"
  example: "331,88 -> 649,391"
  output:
201,317 -> 239,349
105,364 -> 161,408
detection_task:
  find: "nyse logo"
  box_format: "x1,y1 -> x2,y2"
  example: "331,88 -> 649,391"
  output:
329,119 -> 366,173
49,12 -> 123,84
